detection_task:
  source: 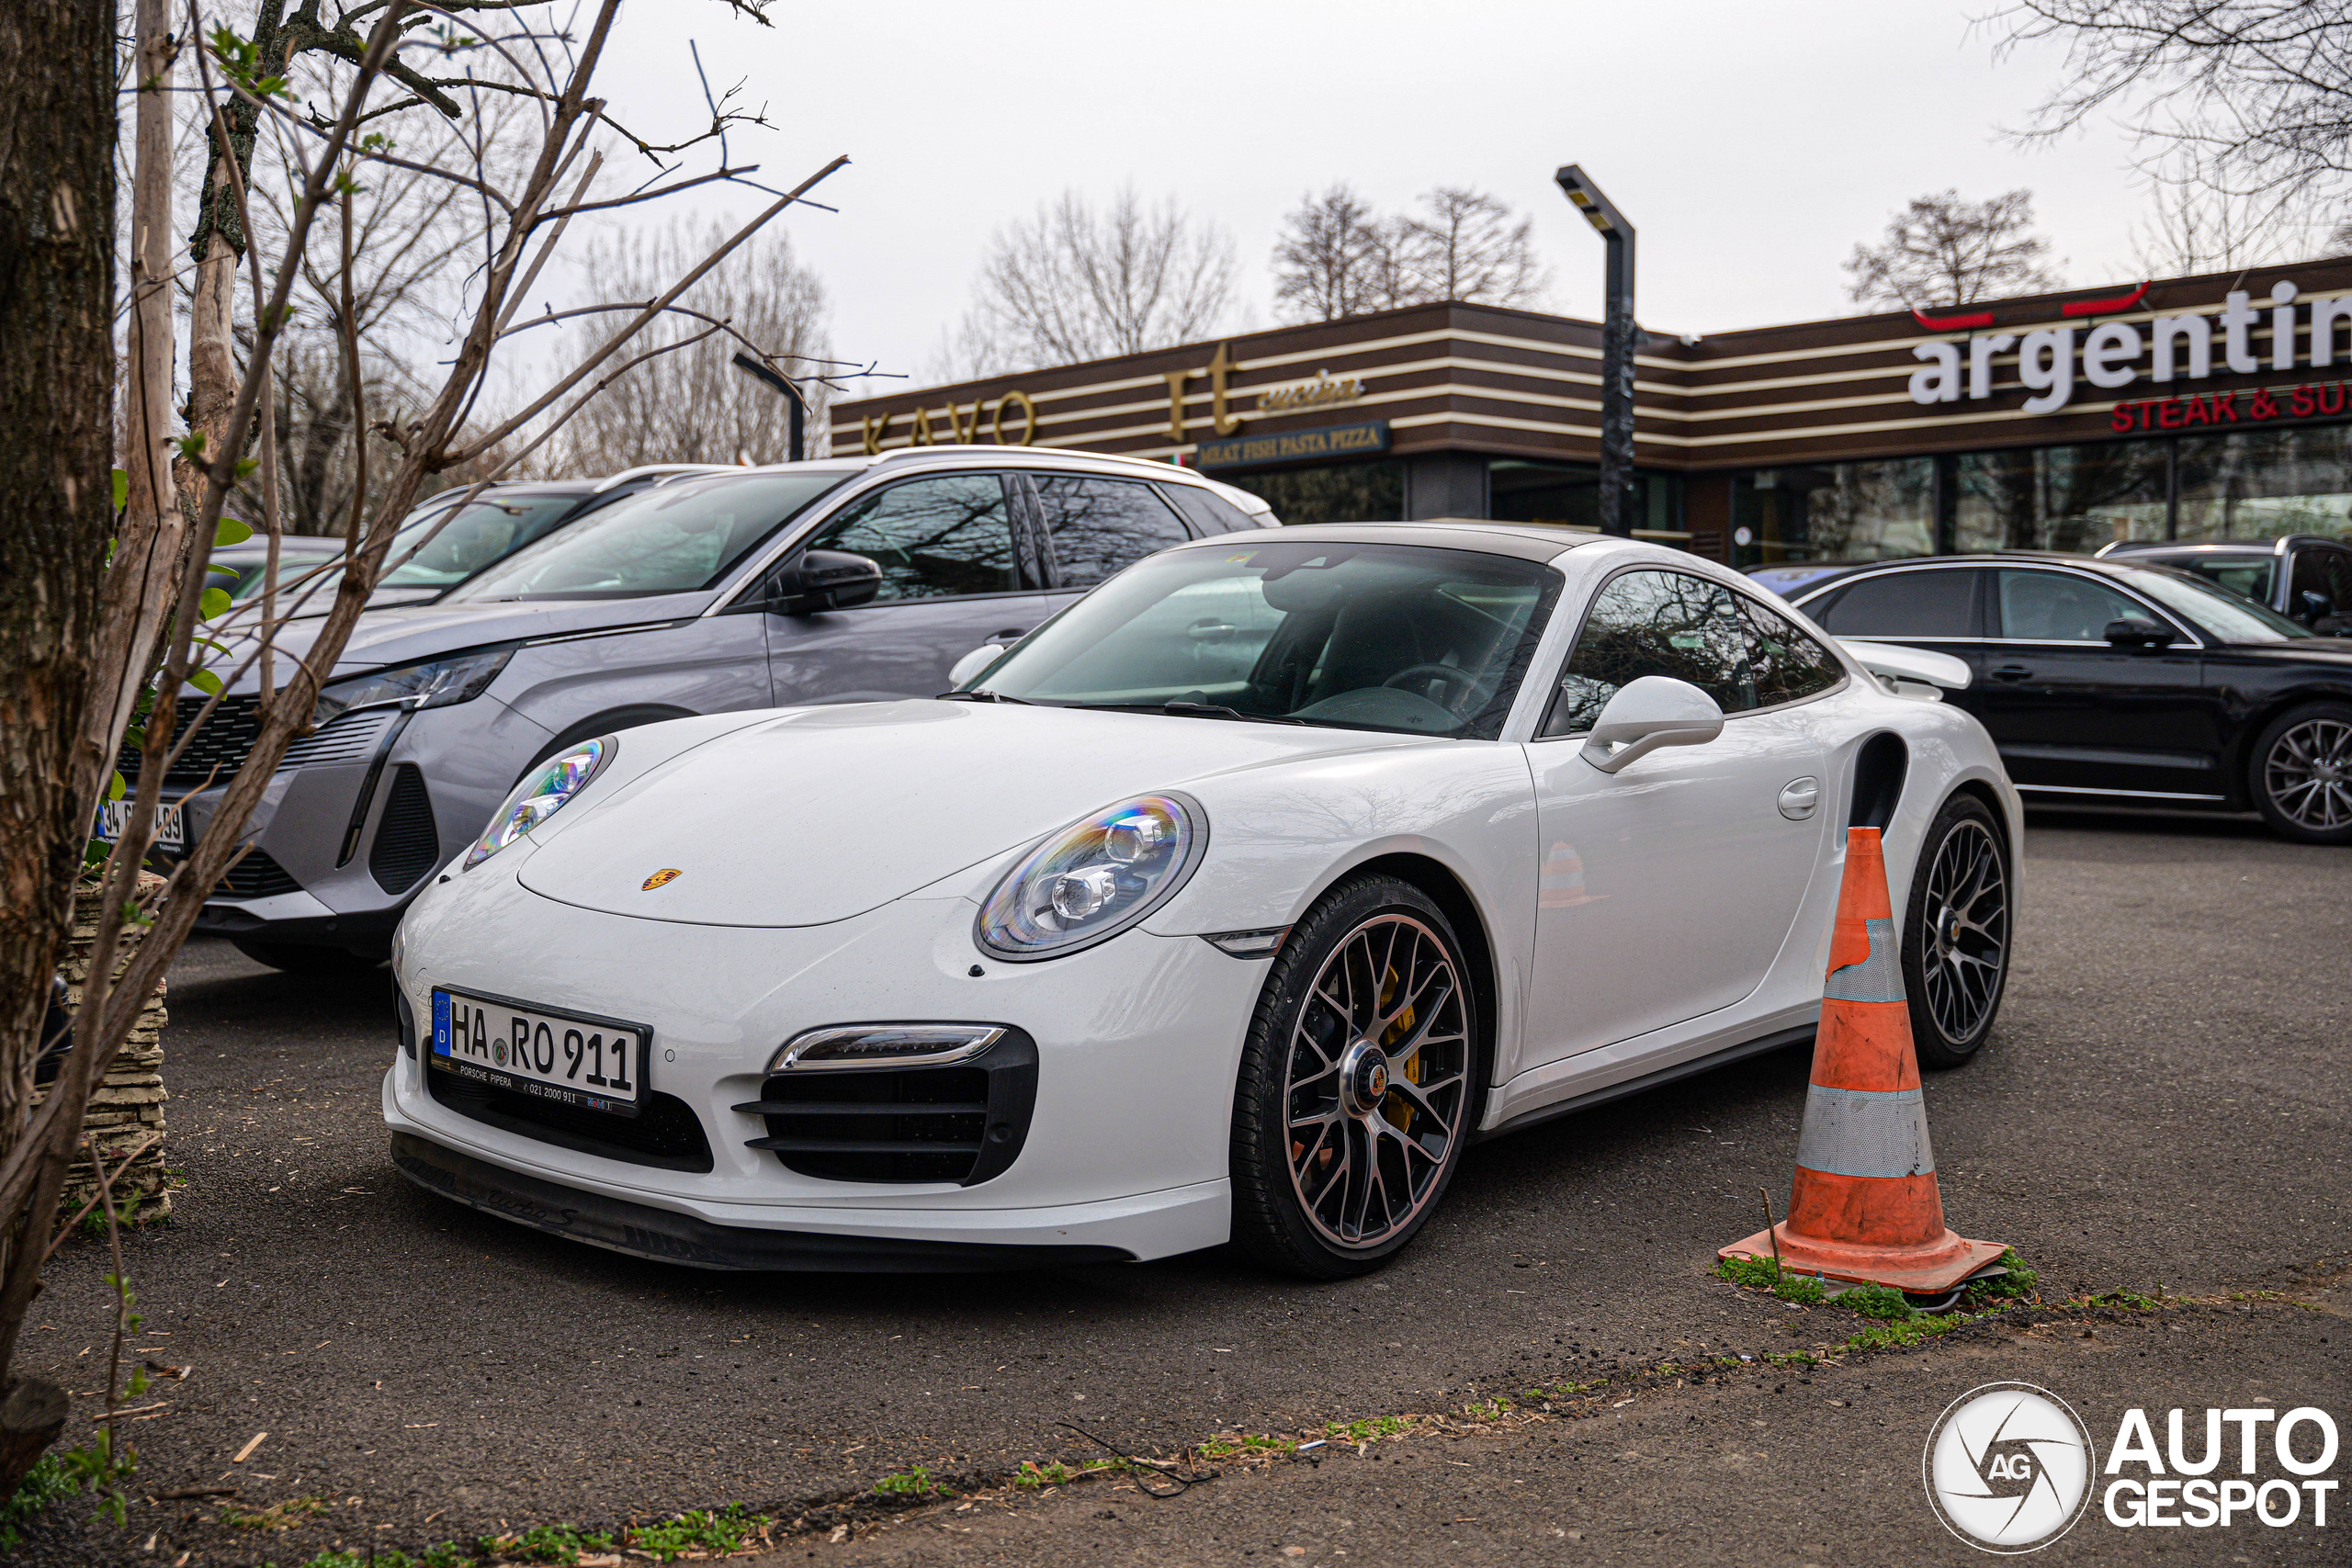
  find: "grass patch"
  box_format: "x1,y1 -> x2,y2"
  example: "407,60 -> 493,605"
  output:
1714,1254 -> 1827,1303
633,1503 -> 771,1561
221,1496 -> 327,1532
873,1467 -> 953,1501
1,1454 -> 76,1551
1324,1416 -> 1409,1443
479,1523 -> 613,1565
1842,1283 -> 1917,1321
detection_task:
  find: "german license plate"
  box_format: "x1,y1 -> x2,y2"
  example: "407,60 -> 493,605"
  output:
428,989 -> 647,1117
94,796 -> 185,852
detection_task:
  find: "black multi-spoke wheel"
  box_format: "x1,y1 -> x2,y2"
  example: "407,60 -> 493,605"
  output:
1231,875 -> 1479,1278
2252,703 -> 2352,844
1900,795 -> 2011,1069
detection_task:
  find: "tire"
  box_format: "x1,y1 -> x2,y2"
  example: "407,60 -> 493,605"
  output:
231,939 -> 385,976
1229,874 -> 1481,1279
1900,795 -> 2012,1070
2248,702 -> 2352,845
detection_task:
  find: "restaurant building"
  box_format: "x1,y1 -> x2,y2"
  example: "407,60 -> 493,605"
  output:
829,255 -> 2352,567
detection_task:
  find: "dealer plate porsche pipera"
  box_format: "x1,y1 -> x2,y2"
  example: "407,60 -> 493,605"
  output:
429,988 -> 647,1117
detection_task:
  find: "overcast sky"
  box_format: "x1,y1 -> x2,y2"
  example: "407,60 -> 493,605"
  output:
583,0 -> 2163,389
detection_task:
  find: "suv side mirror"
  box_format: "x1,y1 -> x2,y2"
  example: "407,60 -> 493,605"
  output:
771,549 -> 882,615
2298,589 -> 2335,625
2104,615 -> 2175,649
1581,676 -> 1724,773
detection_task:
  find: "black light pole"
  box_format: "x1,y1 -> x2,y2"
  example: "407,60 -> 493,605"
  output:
730,351 -> 807,461
1554,165 -> 1637,537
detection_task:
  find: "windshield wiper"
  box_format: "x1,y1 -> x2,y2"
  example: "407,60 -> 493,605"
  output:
1063,699 -> 1306,726
937,689 -> 1033,705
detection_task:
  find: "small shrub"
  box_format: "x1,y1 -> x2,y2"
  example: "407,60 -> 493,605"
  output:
1842,1283 -> 1916,1321
1,1455 -> 75,1550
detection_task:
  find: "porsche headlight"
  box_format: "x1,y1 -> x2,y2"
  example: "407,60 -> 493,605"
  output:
464,736 -> 613,869
315,647 -> 514,727
975,794 -> 1204,961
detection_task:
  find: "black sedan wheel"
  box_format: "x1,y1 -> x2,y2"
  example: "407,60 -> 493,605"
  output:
1900,795 -> 2011,1069
1230,874 -> 1478,1279
2251,703 -> 2352,844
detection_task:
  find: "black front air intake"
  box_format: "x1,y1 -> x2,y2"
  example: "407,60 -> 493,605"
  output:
368,764 -> 441,893
736,1029 -> 1038,1186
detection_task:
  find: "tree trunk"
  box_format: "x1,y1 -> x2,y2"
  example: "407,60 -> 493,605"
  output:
0,1378 -> 69,1495
0,0 -> 117,1500
176,225 -> 240,518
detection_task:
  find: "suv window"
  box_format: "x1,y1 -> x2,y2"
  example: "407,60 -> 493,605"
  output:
1812,569 -> 1981,637
1995,569 -> 2150,641
2289,547 -> 2341,622
1032,475 -> 1191,588
799,474 -> 1019,601
1737,594 -> 1845,706
1543,570 -> 1757,737
1159,482 -> 1259,536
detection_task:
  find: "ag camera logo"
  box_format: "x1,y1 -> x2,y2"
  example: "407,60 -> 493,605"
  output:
1924,1382 -> 2096,1552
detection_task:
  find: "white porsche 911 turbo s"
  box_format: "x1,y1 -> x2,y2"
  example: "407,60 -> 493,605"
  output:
384,524 -> 2019,1278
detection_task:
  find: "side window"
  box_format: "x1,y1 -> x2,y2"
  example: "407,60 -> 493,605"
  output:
1542,570 -> 1757,738
797,474 -> 1017,602
2289,548 -> 2338,618
2322,552 -> 2352,613
1810,570 -> 1981,637
1159,482 -> 1259,536
1032,475 -> 1191,589
1736,594 -> 1845,706
1995,569 -> 2154,642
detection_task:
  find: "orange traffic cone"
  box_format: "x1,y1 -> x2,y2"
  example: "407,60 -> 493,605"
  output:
1719,827 -> 2006,1294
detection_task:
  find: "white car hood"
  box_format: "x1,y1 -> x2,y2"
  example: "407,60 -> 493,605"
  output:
516,700 -> 1430,927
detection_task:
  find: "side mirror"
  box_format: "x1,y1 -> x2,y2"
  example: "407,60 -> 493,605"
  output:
946,643 -> 1006,689
2103,615 -> 2175,649
770,548 -> 882,615
1581,676 -> 1724,774
2298,589 -> 2335,625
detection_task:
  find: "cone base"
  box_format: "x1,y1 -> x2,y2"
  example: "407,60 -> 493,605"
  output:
1718,1225 -> 2007,1295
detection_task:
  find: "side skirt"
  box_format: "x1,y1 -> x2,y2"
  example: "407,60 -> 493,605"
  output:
1472,1024 -> 1815,1144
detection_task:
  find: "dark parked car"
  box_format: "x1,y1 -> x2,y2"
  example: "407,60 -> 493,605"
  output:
2095,535 -> 2352,636
1742,560 -> 1872,597
1789,553 -> 2352,843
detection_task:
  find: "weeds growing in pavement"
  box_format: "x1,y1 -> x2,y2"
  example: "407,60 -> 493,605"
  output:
874,1467 -> 953,1501
478,1522 -> 613,1564
293,1540 -> 472,1568
1842,1283 -> 1917,1321
632,1503 -> 772,1560
0,1455 -> 75,1550
1965,1250 -> 2039,1305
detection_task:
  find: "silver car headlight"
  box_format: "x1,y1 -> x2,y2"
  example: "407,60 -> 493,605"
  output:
315,646 -> 514,726
464,736 -> 613,870
975,793 -> 1205,961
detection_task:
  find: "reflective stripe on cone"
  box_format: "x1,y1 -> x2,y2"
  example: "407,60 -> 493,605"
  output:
1718,826 -> 2006,1294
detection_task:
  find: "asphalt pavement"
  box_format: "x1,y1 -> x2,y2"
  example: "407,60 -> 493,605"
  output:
11,806 -> 2349,1566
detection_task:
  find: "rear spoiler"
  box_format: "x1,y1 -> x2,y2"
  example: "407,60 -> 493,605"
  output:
1838,639 -> 1972,693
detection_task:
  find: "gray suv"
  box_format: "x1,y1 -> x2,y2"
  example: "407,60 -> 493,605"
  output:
142,447 -> 1275,970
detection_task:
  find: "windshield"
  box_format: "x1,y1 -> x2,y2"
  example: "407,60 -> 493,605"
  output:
379,492 -> 587,588
2117,563 -> 2312,642
214,550 -> 344,603
969,540 -> 1563,738
447,471 -> 849,600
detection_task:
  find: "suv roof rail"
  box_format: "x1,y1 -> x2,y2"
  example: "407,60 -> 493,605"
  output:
871,444 -> 1186,473
593,462 -> 739,493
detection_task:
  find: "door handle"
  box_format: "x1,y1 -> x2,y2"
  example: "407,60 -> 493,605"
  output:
992,626 -> 1028,640
1777,777 -> 1821,821
1991,664 -> 2033,682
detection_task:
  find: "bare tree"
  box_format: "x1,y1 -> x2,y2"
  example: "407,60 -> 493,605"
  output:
1843,188 -> 2065,309
1396,186 -> 1550,310
0,0 -> 854,1498
1993,2 -> 2352,210
1272,182 -> 1403,322
537,216 -> 829,470
1272,183 -> 1549,322
956,186 -> 1237,368
2132,150 -> 2324,273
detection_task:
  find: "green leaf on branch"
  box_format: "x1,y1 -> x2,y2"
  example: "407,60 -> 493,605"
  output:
188,669 -> 223,698
215,517 -> 253,547
107,771 -> 126,803
199,587 -> 232,621
232,457 -> 259,481
174,432 -> 206,460
112,468 -> 130,513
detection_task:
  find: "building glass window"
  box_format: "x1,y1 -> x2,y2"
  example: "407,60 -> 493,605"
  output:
1488,459 -> 1681,535
1732,460 -> 1934,566
2176,426 -> 2352,540
1217,460 -> 1404,525
1955,441 -> 2166,553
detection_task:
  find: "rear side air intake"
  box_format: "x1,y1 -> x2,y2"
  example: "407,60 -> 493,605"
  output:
1849,733 -> 1908,830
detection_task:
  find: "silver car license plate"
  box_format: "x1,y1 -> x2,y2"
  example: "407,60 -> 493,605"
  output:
428,988 -> 647,1117
94,796 -> 185,852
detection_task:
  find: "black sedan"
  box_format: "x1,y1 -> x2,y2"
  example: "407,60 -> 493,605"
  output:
1790,553 -> 2352,843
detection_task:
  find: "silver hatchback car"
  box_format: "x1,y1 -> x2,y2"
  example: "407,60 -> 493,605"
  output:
139,447 -> 1275,970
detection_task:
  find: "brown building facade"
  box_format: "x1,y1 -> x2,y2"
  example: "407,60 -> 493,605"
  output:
830,257 -> 2352,567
